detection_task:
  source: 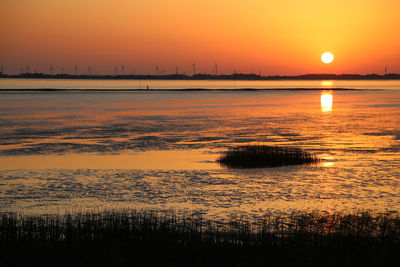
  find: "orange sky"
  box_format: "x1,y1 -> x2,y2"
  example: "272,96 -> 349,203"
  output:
1,0 -> 399,75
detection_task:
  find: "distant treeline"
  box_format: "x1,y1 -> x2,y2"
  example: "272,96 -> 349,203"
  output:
1,72 -> 400,80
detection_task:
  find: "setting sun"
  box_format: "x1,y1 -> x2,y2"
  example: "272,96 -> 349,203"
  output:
321,52 -> 334,64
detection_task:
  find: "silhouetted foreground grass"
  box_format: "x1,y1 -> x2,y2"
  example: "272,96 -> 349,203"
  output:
218,145 -> 320,168
1,211 -> 399,266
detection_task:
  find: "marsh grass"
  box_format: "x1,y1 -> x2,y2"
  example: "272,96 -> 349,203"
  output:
218,145 -> 320,168
1,210 -> 399,266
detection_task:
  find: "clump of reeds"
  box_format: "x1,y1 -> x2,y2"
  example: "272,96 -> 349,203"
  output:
217,145 -> 320,168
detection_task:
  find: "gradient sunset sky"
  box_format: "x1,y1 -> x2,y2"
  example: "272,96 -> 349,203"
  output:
1,0 -> 399,75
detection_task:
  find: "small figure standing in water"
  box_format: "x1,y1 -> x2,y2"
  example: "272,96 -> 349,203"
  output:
147,85 -> 149,90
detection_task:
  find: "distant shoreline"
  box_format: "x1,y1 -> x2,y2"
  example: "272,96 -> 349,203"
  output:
0,88 -> 360,92
1,73 -> 400,80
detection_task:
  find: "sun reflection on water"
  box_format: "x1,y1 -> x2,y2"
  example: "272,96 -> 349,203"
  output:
322,162 -> 335,167
321,92 -> 333,112
321,81 -> 334,87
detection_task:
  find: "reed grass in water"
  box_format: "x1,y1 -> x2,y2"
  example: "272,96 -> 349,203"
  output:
218,145 -> 320,168
1,211 -> 399,266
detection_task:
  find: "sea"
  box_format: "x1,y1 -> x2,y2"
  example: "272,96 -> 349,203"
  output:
1,78 -> 399,220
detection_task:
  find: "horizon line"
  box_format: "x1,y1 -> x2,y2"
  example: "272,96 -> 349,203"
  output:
1,72 -> 400,81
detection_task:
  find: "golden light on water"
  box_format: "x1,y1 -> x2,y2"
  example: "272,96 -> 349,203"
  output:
0,150 -> 217,170
321,81 -> 334,87
322,162 -> 335,167
321,92 -> 333,112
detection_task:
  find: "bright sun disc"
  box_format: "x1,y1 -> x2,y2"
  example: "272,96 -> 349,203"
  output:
321,52 -> 334,64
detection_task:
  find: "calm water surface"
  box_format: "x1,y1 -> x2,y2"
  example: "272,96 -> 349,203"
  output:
0,79 -> 399,220
1,78 -> 400,90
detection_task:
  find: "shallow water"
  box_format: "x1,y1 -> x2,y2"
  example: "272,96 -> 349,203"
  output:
0,80 -> 400,219
2,78 -> 400,90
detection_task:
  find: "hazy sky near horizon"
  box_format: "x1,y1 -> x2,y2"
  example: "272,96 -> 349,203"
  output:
1,0 -> 399,75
